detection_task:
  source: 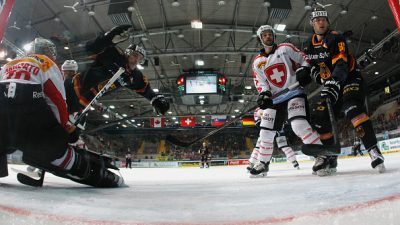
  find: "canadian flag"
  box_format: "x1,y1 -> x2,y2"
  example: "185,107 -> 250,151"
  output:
150,117 -> 165,128
180,116 -> 196,127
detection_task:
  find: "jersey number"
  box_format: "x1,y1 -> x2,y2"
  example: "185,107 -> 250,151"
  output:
5,70 -> 31,80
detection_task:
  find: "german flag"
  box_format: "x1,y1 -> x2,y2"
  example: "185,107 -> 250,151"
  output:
242,116 -> 255,126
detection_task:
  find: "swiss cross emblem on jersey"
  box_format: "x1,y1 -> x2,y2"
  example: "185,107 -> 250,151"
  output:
264,63 -> 287,88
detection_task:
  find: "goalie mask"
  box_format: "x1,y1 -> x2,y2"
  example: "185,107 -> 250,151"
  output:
27,37 -> 57,60
125,44 -> 146,64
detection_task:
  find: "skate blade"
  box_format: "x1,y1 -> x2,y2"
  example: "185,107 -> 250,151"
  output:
375,164 -> 386,173
316,168 -> 332,177
249,172 -> 268,178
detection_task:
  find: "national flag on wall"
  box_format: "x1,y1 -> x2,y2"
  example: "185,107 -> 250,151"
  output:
180,116 -> 196,127
150,117 -> 166,128
211,115 -> 226,126
242,116 -> 255,126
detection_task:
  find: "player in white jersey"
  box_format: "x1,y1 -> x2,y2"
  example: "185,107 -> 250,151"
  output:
249,25 -> 323,176
0,38 -> 123,187
247,109 -> 299,176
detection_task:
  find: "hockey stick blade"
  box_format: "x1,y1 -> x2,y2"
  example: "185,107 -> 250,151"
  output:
166,135 -> 200,147
302,144 -> 341,156
16,171 -> 45,187
166,82 -> 301,148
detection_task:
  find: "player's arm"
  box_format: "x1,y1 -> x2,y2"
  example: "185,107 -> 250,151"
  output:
330,34 -> 349,83
128,69 -> 170,115
86,25 -> 131,56
40,57 -> 73,132
252,59 -> 272,109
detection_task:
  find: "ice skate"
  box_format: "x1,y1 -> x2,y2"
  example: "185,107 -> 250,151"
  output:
312,155 -> 331,176
246,162 -> 255,173
292,160 -> 300,170
249,161 -> 269,178
368,146 -> 385,173
328,156 -> 338,174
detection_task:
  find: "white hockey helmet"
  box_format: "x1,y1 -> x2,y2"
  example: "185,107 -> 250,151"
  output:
256,25 -> 276,47
62,60 -> 78,72
125,44 -> 146,64
27,37 -> 57,60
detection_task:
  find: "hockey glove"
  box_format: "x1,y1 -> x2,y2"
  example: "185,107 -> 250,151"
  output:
105,25 -> 132,44
65,122 -> 80,143
295,66 -> 312,87
310,66 -> 323,85
321,79 -> 341,104
257,91 -> 273,110
151,94 -> 170,115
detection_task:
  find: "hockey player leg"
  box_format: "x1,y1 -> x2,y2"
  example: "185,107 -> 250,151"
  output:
247,138 -> 261,172
344,101 -> 385,173
250,129 -> 275,178
48,147 -> 124,187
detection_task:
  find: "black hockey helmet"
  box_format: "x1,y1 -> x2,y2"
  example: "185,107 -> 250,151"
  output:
309,7 -> 330,24
125,44 -> 146,64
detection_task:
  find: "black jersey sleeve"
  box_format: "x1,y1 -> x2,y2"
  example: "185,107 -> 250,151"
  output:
329,33 -> 349,83
126,69 -> 157,101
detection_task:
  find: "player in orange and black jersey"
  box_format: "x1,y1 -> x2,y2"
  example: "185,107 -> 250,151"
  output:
296,8 -> 385,175
67,25 -> 169,117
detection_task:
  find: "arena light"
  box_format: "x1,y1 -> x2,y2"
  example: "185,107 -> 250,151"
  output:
274,24 -> 286,31
201,115 -> 205,118
153,88 -> 159,93
122,114 -> 127,117
231,115 -> 236,118
195,59 -> 204,66
234,109 -> 240,112
122,124 -> 127,128
375,71 -> 379,75
238,99 -> 245,103
172,117 -> 176,120
200,109 -> 206,112
168,111 -> 172,114
0,51 -> 6,58
137,64 -> 144,70
109,105 -> 115,109
130,119 -> 135,122
103,114 -> 109,118
191,20 -> 203,29
244,85 -> 252,90
6,58 -> 12,62
90,106 -> 95,111
199,95 -> 205,99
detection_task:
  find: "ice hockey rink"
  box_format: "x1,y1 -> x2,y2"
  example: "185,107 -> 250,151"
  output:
0,152 -> 398,225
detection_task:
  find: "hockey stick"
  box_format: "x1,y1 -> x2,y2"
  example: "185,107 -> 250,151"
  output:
17,68 -> 126,187
166,82 -> 300,147
16,170 -> 45,187
301,98 -> 341,156
74,67 -> 125,126
84,109 -> 153,134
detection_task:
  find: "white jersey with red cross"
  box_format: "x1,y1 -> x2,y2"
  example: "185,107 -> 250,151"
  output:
252,43 -> 310,104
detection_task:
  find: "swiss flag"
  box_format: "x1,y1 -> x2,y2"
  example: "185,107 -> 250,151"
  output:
150,117 -> 165,128
180,116 -> 196,127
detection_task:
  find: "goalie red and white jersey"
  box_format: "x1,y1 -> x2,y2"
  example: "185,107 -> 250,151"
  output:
0,54 -> 70,130
252,43 -> 310,103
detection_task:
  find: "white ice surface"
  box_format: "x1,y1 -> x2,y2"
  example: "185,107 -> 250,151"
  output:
0,153 -> 400,225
